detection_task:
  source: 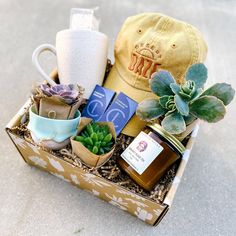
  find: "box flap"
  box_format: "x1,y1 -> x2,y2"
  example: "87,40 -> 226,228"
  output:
163,122 -> 200,206
5,99 -> 31,130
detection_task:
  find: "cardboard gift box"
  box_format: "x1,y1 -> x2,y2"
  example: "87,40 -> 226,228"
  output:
5,98 -> 199,226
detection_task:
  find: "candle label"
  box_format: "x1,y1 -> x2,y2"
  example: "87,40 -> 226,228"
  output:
121,131 -> 163,175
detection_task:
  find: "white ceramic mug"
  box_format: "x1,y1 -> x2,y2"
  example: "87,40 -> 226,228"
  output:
32,29 -> 108,98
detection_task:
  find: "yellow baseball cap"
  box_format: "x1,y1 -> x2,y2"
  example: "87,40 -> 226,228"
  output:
104,13 -> 207,137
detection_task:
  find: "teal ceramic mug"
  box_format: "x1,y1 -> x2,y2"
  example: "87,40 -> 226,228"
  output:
28,105 -> 81,150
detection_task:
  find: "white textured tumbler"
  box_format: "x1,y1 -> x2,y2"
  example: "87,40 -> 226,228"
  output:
32,29 -> 108,98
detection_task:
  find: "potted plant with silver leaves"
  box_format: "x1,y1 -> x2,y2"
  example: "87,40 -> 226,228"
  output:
136,63 -> 235,140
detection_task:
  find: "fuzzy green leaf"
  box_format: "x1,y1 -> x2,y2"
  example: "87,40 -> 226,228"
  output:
82,130 -> 89,137
190,96 -> 226,122
179,91 -> 191,100
103,133 -> 112,143
103,146 -> 112,152
159,96 -> 170,108
94,141 -> 101,149
102,125 -> 109,136
101,141 -> 107,147
201,83 -> 235,106
91,123 -> 99,132
175,95 -> 189,116
86,123 -> 93,136
91,133 -> 98,143
99,147 -> 105,155
165,109 -> 176,116
92,146 -> 99,154
75,136 -> 84,142
97,132 -> 104,141
161,111 -> 186,134
81,132 -> 87,138
170,83 -> 180,94
191,88 -> 203,100
106,141 -> 113,147
136,99 -> 166,121
84,137 -> 93,146
186,63 -> 207,89
184,114 -> 197,125
150,71 -> 175,96
179,81 -> 196,101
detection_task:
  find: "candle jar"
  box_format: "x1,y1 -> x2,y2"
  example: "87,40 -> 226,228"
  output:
118,124 -> 185,191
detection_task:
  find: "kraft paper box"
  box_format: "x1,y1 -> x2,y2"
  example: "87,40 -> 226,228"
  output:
5,99 -> 199,226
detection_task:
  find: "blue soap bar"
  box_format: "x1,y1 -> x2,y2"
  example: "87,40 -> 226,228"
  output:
99,92 -> 138,136
82,85 -> 116,121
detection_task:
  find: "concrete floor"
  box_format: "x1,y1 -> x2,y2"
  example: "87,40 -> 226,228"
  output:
1,0 -> 236,235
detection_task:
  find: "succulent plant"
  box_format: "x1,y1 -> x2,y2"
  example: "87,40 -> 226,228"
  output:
136,63 -> 235,134
40,84 -> 80,105
75,122 -> 114,155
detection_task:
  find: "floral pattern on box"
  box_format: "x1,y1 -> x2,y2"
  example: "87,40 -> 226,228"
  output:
7,131 -> 167,225
6,96 -> 198,226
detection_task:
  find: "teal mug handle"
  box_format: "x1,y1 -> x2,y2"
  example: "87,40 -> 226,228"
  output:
32,44 -> 57,86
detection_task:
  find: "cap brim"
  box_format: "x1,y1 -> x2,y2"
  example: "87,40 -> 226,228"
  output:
103,65 -> 157,137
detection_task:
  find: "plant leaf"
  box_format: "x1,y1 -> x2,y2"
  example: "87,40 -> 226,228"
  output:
190,96 -> 226,122
179,91 -> 191,100
136,99 -> 166,121
186,63 -> 207,89
191,88 -> 203,100
161,111 -> 186,134
150,71 -> 175,96
175,94 -> 189,116
165,108 -> 176,116
170,83 -> 181,94
159,95 -> 170,108
184,114 -> 197,125
201,83 -> 235,106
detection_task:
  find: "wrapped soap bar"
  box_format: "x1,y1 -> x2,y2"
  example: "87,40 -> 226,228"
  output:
99,92 -> 138,136
82,85 -> 116,121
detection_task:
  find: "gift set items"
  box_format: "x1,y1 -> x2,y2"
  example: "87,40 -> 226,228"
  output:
25,8 -> 236,190
6,9 -> 235,225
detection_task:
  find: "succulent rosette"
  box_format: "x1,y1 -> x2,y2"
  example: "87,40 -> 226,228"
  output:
40,84 -> 79,105
136,63 -> 235,134
31,83 -> 85,120
74,122 -> 114,155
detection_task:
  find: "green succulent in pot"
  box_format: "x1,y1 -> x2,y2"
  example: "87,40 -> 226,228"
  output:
74,122 -> 114,155
136,63 -> 235,134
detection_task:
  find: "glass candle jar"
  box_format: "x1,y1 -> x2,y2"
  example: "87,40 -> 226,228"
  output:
118,124 -> 185,191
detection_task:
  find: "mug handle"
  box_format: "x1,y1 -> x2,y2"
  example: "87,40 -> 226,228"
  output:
32,44 -> 57,86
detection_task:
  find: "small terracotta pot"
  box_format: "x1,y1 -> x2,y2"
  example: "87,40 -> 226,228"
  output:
71,118 -> 116,168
